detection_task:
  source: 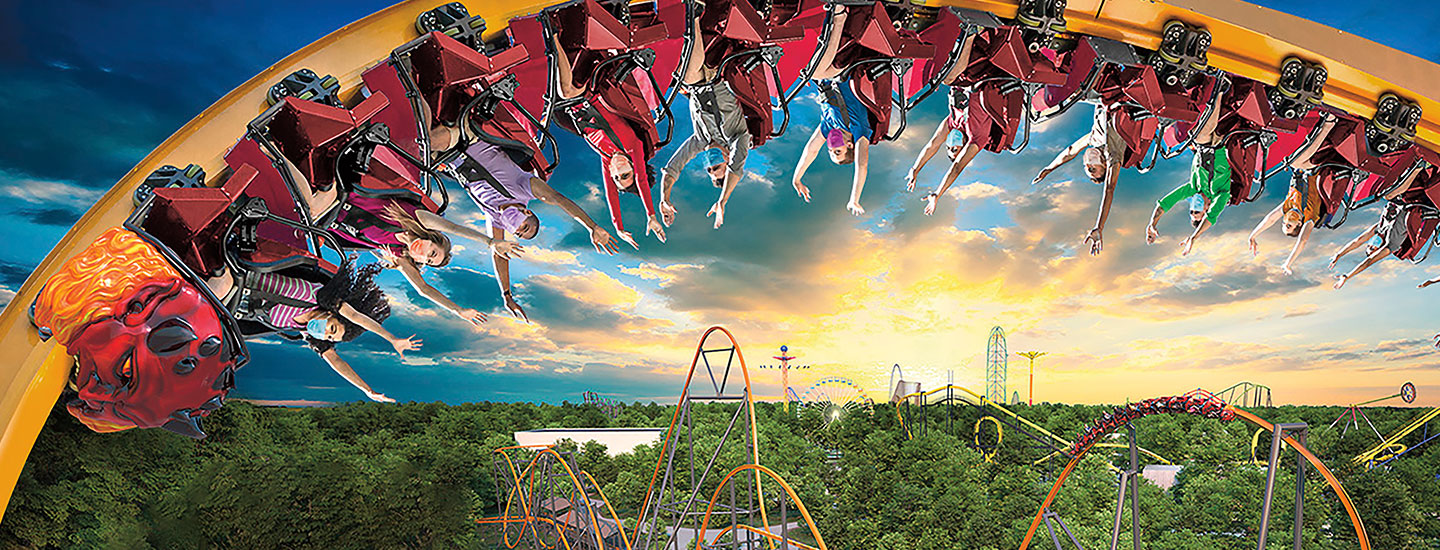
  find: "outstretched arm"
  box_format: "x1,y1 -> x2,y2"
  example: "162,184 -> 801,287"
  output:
1145,205 -> 1166,244
792,128 -> 825,202
416,210 -> 522,258
924,142 -> 981,215
489,225 -> 528,321
1083,165 -> 1120,255
1419,272 -> 1440,288
1334,246 -> 1391,289
846,138 -> 871,215
1281,220 -> 1315,275
1034,133 -> 1091,184
337,302 -> 420,357
1330,223 -> 1380,268
1178,192 -> 1230,255
1148,182 -> 1198,244
319,349 -> 393,402
709,168 -> 742,229
394,258 -> 485,326
530,178 -> 618,254
1248,203 -> 1284,256
907,122 -> 949,191
1178,219 -> 1212,256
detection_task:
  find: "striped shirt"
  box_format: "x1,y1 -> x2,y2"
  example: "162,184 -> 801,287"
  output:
253,272 -> 320,329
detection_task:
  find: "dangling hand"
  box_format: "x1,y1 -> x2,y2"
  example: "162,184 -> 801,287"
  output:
646,216 -> 667,243
503,294 -> 529,323
708,201 -> 726,229
454,308 -> 487,326
792,178 -> 811,202
660,200 -> 677,226
1032,166 -> 1055,186
590,226 -> 619,255
616,230 -> 640,250
1145,225 -> 1159,245
905,168 -> 920,191
491,240 -> 524,259
1179,237 -> 1195,256
365,390 -> 396,403
391,335 -> 423,357
1332,273 -> 1349,290
1248,236 -> 1259,257
1083,228 -> 1103,255
372,248 -> 402,268
847,200 -> 865,216
923,192 -> 939,216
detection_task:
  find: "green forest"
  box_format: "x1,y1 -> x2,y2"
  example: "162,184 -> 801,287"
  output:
3,397 -> 1437,549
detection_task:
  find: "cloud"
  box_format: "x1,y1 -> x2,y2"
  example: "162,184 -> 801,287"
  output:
947,182 -> 1005,202
0,174 -> 102,208
524,247 -> 581,266
620,262 -> 704,284
1282,304 -> 1320,318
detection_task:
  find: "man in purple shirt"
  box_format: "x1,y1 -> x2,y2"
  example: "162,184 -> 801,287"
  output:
442,140 -> 621,320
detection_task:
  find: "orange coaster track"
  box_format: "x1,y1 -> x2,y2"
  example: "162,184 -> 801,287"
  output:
1017,399 -> 1369,550
479,327 -> 827,550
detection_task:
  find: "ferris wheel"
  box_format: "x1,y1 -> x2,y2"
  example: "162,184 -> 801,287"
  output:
799,377 -> 875,429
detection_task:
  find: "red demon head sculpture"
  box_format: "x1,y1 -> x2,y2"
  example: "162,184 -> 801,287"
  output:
33,227 -> 238,438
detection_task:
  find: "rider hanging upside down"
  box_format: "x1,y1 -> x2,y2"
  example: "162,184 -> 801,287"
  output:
441,137 -> 620,321
549,25 -> 666,248
1030,102 -> 1128,255
311,158 -> 520,327
908,23 -> 1061,217
904,33 -> 982,217
1145,83 -> 1230,256
791,5 -> 873,216
1251,114 -> 1429,275
205,263 -> 415,402
1330,177 -> 1439,289
659,7 -> 756,230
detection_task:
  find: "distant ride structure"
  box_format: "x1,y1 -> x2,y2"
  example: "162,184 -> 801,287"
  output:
483,327 -> 829,550
986,327 -> 1008,405
1214,381 -> 1273,408
759,344 -> 808,412
1015,351 -> 1047,406
581,391 -> 623,418
1347,382 -> 1440,469
799,377 -> 874,429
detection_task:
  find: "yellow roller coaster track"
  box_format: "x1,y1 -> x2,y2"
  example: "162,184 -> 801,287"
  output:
2,0 -> 1438,523
1353,406 -> 1440,466
895,385 -> 1173,465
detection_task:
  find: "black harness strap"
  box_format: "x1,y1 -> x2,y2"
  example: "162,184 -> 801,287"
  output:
816,79 -> 852,123
568,100 -> 631,160
442,149 -> 517,201
330,202 -> 406,249
232,271 -> 321,328
687,81 -> 730,145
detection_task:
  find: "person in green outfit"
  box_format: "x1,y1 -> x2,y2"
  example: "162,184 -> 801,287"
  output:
1144,85 -> 1230,256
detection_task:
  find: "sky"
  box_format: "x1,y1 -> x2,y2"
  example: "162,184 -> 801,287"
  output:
2,1 -> 1440,408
